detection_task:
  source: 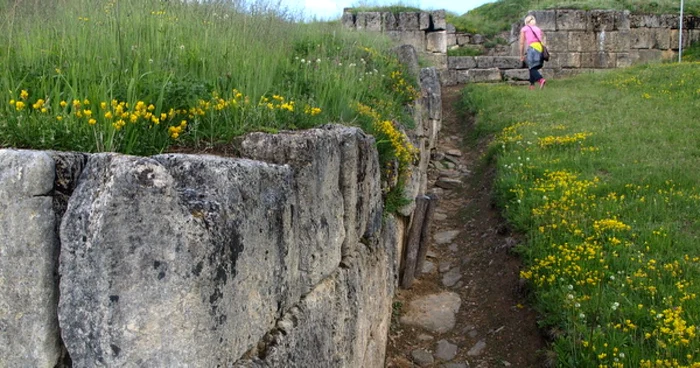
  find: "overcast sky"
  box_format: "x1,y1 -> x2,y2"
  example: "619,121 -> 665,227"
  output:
280,0 -> 495,21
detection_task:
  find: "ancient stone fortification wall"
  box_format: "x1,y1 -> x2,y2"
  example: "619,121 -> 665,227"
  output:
0,67 -> 442,367
344,9 -> 700,85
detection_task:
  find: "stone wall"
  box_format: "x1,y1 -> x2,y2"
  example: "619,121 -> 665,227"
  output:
0,66 -> 442,367
521,10 -> 700,72
344,9 -> 700,85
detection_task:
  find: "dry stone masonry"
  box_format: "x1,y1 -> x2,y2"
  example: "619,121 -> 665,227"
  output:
344,9 -> 700,85
0,64 -> 443,367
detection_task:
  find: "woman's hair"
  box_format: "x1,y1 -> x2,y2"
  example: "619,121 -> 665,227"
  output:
524,15 -> 537,25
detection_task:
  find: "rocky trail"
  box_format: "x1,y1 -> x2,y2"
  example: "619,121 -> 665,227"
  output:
384,86 -> 547,368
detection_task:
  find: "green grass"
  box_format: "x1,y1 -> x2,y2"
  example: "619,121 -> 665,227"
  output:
447,47 -> 483,57
0,0 -> 422,213
460,62 -> 700,367
449,0 -> 700,35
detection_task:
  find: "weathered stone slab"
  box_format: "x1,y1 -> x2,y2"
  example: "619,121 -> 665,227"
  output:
382,12 -> 398,31
431,10 -> 447,31
503,69 -> 530,81
615,10 -> 631,31
0,149 -> 62,368
364,12 -> 382,31
393,44 -> 420,80
341,11 -> 355,29
547,31 -> 569,52
630,28 -> 654,49
568,31 -> 597,52
597,31 -> 630,52
400,292 -> 461,333
448,56 -> 477,70
475,56 -> 521,69
424,53 -> 448,69
557,9 -> 589,31
419,12 -> 431,30
467,68 -> 503,83
655,28 -> 672,49
399,12 -> 420,31
386,31 -> 426,53
630,14 -> 661,28
530,10 -> 556,31
426,31 -> 447,53
446,33 -> 457,48
456,34 -> 471,45
235,248 -> 394,368
552,52 -> 582,68
590,10 -> 615,31
240,126 -> 382,262
420,67 -> 442,121
59,153 -> 299,367
616,52 -> 632,68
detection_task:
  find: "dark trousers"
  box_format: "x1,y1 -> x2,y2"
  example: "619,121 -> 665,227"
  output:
529,66 -> 543,85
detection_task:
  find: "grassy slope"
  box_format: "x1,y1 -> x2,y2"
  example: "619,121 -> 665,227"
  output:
460,62 -> 700,367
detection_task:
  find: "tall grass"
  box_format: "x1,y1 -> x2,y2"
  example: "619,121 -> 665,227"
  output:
0,0 -> 418,156
1,0 -> 421,212
461,62 -> 700,367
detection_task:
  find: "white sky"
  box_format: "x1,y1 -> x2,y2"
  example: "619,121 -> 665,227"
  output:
281,0 -> 495,21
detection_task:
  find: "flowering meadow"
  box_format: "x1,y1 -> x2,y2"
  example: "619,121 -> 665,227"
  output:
0,0 -> 420,210
461,62 -> 700,367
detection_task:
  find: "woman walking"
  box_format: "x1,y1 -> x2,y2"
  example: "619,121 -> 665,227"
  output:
519,15 -> 547,90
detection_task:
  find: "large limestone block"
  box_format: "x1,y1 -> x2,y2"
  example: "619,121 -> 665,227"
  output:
431,10 -> 447,31
341,11 -> 355,29
386,31 -> 426,52
240,125 -> 382,260
468,68 -> 503,83
589,10 -> 615,31
59,153 -> 298,367
630,28 -> 654,49
475,56 -> 522,69
557,10 -> 589,31
597,31 -> 630,52
456,33 -> 471,45
451,70 -> 471,84
655,28 -> 672,49
448,56 -> 477,70
399,12 -> 420,31
568,31 -> 597,52
503,69 -> 530,81
420,67 -> 442,122
446,33 -> 457,48
439,69 -> 458,86
383,12 -> 398,31
393,44 -> 420,80
419,12 -> 431,30
424,53 -> 448,70
0,150 -> 62,368
615,10 -> 631,31
426,31 -> 447,53
235,248 -> 394,368
552,52 -> 582,68
530,10 -> 557,31
616,53 -> 632,68
546,31 -> 568,52
357,12 -> 381,31
630,14 -> 661,28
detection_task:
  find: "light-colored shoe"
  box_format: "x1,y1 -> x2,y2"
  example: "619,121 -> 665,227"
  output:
539,79 -> 546,89
529,85 -> 535,90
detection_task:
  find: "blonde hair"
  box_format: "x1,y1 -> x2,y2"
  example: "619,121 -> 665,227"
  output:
524,15 -> 537,25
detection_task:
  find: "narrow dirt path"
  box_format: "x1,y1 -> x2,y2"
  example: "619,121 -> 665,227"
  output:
385,86 -> 547,368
